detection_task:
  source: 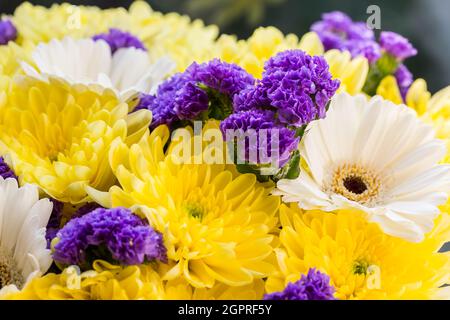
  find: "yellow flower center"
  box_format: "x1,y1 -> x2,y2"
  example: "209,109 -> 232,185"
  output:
353,259 -> 370,275
0,246 -> 23,289
328,164 -> 382,205
185,203 -> 205,220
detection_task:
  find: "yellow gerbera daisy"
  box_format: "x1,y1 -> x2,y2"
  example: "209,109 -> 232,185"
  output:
0,77 -> 151,203
88,122 -> 279,288
266,204 -> 450,299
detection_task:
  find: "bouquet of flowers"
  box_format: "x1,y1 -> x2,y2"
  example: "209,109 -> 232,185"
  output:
0,2 -> 449,300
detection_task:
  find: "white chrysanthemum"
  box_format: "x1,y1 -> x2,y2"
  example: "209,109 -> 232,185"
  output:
274,93 -> 450,242
0,177 -> 52,295
21,37 -> 174,100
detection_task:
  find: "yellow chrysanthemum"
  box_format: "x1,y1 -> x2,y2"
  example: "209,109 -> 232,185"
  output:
127,1 -> 219,72
164,279 -> 265,300
3,260 -> 166,300
88,122 -> 279,288
323,49 -> 369,95
214,27 -> 368,94
266,204 -> 450,299
3,260 -> 265,300
0,42 -> 32,91
11,2 -> 123,44
376,75 -> 432,115
10,2 -> 369,94
11,1 -> 219,73
0,77 -> 151,203
214,27 -> 323,77
422,86 -> 450,163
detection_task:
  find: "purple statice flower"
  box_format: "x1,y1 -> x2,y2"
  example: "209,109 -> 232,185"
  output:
395,64 -> 413,101
259,50 -> 339,127
45,202 -> 103,248
311,11 -> 355,50
138,59 -> 255,127
264,268 -> 335,300
0,156 -> 17,180
135,73 -> 200,129
174,81 -> 209,120
93,28 -> 146,54
53,207 -> 167,268
347,21 -> 375,43
348,40 -> 381,63
233,85 -> 271,112
185,59 -> 255,97
220,109 -> 299,167
311,11 -> 379,62
45,199 -> 64,248
0,19 -> 17,45
379,31 -> 417,61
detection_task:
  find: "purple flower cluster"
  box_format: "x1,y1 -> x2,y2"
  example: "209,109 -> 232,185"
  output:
93,28 -> 146,54
0,156 -> 17,180
311,11 -> 417,64
220,50 -> 338,169
311,11 -> 418,100
311,11 -> 380,63
135,75 -> 187,129
186,59 -> 255,97
220,110 -> 299,167
379,31 -> 417,61
234,50 -> 339,127
395,64 -> 413,101
135,59 -> 254,128
262,50 -> 339,126
264,268 -> 335,300
0,19 -> 17,45
45,202 -> 102,248
53,207 -> 167,268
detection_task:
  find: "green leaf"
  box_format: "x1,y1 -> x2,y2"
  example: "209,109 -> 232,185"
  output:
272,150 -> 301,182
236,163 -> 271,183
362,53 -> 399,96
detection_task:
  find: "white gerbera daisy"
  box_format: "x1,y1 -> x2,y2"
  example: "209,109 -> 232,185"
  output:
274,93 -> 450,242
0,177 -> 53,295
21,37 -> 174,101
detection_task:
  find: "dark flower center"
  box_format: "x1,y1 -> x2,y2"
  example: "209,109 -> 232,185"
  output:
343,176 -> 368,195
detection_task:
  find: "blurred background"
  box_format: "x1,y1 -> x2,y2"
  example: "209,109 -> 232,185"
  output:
1,0 -> 450,91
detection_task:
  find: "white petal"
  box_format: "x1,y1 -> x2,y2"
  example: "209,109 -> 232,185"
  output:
21,37 -> 174,101
390,165 -> 450,200
369,208 -> 425,242
292,92 -> 450,242
386,140 -> 447,186
0,178 -> 53,280
274,171 -> 332,209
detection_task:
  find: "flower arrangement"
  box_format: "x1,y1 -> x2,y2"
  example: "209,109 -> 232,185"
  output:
0,2 -> 449,300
